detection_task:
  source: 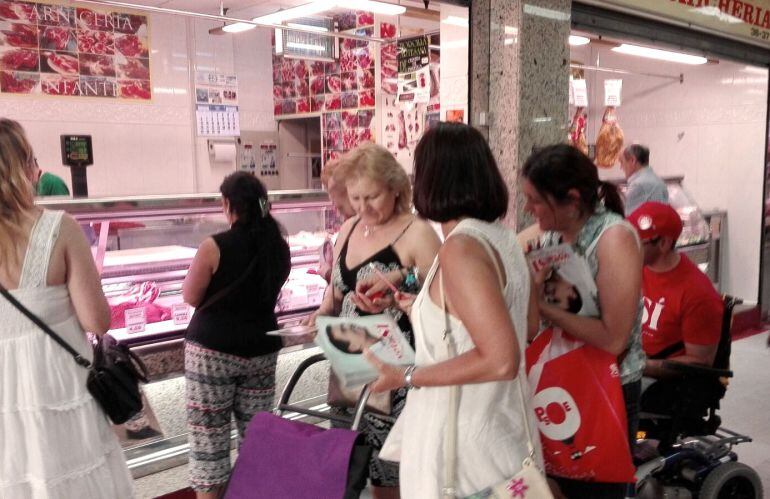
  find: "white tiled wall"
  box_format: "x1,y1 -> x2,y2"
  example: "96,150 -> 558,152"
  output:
1,13 -> 277,197
571,44 -> 768,301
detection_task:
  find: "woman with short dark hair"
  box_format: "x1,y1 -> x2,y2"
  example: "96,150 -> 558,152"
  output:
519,143 -> 644,499
182,172 -> 291,499
366,123 -> 543,497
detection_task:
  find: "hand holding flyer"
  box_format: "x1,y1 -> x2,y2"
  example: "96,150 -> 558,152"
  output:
315,314 -> 415,388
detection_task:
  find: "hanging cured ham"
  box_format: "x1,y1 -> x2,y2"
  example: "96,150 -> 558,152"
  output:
595,106 -> 624,168
568,107 -> 588,156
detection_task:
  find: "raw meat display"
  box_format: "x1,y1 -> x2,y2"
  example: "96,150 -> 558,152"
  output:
311,95 -> 324,112
309,75 -> 324,95
79,53 -> 114,76
281,81 -> 295,98
325,94 -> 340,110
323,112 -> 340,130
339,50 -> 356,72
397,110 -> 407,149
108,281 -> 172,329
356,11 -> 374,26
568,107 -> 588,156
380,22 -> 396,39
273,84 -> 282,99
41,26 -> 73,51
115,34 -> 148,58
358,110 -> 373,128
341,111 -> 358,129
0,47 -> 37,70
43,51 -> 78,75
296,98 -> 310,113
358,89 -> 374,107
342,129 -> 358,150
41,74 -> 79,95
117,56 -> 149,80
0,70 -> 36,92
356,47 -> 372,70
77,29 -> 114,55
325,74 -> 340,93
341,71 -> 357,91
1,23 -> 37,48
595,106 -> 624,168
358,69 -> 374,89
358,128 -> 372,143
293,60 -> 307,80
340,91 -> 357,109
280,60 -> 293,82
310,60 -> 324,76
0,1 -> 36,22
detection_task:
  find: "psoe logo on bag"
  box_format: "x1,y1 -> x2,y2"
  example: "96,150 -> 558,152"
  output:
532,387 -> 581,442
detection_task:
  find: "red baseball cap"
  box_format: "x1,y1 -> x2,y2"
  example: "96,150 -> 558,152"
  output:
628,202 -> 683,242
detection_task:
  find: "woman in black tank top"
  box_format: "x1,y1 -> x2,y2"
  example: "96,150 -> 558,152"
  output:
312,143 -> 441,497
182,172 -> 291,497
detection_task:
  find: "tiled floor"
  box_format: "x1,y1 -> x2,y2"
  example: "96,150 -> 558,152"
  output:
134,332 -> 770,498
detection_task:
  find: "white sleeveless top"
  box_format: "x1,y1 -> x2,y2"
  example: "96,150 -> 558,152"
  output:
0,210 -> 133,499
380,218 -> 543,497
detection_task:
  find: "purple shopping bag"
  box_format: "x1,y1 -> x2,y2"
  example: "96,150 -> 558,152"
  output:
224,412 -> 366,499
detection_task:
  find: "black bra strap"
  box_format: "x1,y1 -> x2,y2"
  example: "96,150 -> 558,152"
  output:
391,219 -> 414,245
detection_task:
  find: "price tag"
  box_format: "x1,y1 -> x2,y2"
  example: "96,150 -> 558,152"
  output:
604,79 -> 622,106
125,308 -> 146,334
568,75 -> 574,106
172,303 -> 191,325
572,79 -> 588,107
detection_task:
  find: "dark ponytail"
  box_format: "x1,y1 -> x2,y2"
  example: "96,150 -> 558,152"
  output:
522,144 -> 625,216
598,181 -> 624,216
220,171 -> 291,297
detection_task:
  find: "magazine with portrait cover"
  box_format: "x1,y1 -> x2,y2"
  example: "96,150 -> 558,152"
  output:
315,314 -> 415,388
526,242 -> 599,318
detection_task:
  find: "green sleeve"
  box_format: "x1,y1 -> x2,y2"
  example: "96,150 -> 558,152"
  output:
37,172 -> 70,196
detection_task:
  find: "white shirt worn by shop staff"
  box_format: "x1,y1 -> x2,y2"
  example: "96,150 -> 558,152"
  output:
625,166 -> 669,215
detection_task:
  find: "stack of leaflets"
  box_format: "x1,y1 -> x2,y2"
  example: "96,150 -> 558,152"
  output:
315,314 -> 415,388
526,243 -> 599,318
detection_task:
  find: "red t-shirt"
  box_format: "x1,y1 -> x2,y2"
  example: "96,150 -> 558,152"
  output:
642,255 -> 723,358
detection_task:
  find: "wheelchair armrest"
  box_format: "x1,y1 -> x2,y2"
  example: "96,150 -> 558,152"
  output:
661,359 -> 733,378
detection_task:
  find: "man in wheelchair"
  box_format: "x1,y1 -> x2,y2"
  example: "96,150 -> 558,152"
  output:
628,203 -> 762,499
628,202 -> 725,443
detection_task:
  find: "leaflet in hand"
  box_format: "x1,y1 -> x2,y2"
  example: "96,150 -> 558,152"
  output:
315,314 -> 415,388
526,243 -> 599,317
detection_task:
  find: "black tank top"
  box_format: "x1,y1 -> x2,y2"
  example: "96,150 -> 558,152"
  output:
186,224 -> 289,357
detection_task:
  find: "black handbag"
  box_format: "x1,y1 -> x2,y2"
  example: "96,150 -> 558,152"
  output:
1,284 -> 149,425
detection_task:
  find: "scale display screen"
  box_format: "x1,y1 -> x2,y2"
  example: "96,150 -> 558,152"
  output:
60,135 -> 93,167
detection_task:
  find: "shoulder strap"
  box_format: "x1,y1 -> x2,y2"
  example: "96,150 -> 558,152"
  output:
336,218 -> 361,262
390,218 -> 414,245
0,283 -> 92,369
19,211 -> 64,289
586,219 -> 640,255
195,253 -> 261,313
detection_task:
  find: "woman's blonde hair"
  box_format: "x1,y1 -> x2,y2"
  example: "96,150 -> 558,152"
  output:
0,118 -> 36,267
337,142 -> 411,214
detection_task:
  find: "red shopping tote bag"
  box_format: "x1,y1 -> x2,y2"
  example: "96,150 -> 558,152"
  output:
525,328 -> 635,483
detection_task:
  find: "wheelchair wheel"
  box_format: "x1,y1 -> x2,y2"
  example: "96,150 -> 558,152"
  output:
699,462 -> 762,499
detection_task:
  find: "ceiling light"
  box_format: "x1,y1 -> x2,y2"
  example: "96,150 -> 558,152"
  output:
222,22 -> 255,33
611,44 -> 707,65
287,22 -> 328,32
254,0 -> 404,25
441,15 -> 468,27
569,35 -> 590,46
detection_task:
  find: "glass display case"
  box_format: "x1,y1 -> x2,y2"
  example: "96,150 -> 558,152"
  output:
37,191 -> 336,368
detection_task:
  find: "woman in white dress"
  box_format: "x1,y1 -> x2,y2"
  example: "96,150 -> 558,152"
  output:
0,119 -> 133,499
364,122 -> 544,497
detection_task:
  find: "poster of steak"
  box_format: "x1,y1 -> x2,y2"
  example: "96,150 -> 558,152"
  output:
0,0 -> 149,99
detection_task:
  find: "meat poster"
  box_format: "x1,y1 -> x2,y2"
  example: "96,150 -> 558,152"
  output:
397,35 -> 430,103
0,1 -> 151,99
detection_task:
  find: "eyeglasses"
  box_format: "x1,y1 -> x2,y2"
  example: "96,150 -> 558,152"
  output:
643,237 -> 662,246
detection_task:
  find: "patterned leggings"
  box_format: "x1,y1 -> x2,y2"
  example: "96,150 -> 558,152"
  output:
185,341 -> 278,492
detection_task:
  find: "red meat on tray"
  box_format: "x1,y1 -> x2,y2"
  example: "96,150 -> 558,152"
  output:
326,94 -> 341,110
0,48 -> 38,71
41,26 -> 72,51
325,74 -> 341,94
2,23 -> 38,48
359,89 -> 375,107
296,79 -> 309,97
310,60 -> 324,76
357,11 -> 374,26
43,51 -> 78,75
117,57 -> 149,80
0,70 -> 37,92
77,29 -> 114,55
296,98 -> 310,113
342,129 -> 358,150
310,75 -> 324,95
293,60 -> 307,80
356,47 -> 372,69
115,34 -> 148,58
0,1 -> 37,22
342,111 -> 358,129
79,53 -> 115,77
119,79 -> 151,99
339,50 -> 356,72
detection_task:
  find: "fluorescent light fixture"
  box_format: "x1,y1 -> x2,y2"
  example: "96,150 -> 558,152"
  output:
742,65 -> 767,75
286,41 -> 326,51
691,6 -> 743,24
523,4 -> 570,21
287,22 -> 329,32
441,15 -> 468,28
222,22 -> 255,33
611,44 -> 707,65
254,0 -> 404,25
569,35 -> 590,46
